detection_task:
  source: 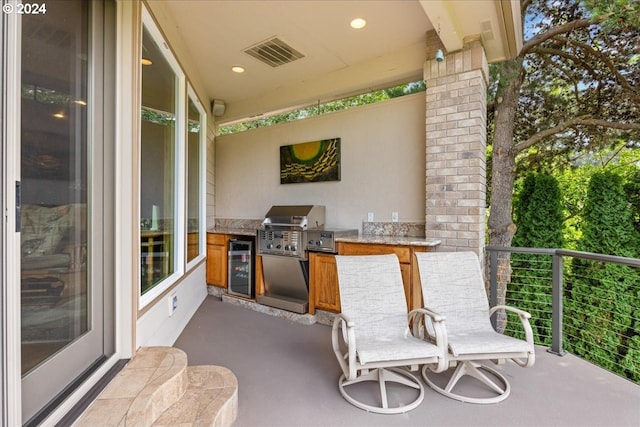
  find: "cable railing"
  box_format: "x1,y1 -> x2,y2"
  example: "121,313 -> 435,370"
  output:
485,246 -> 640,384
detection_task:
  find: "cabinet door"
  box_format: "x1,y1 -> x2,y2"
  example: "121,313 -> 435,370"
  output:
206,243 -> 227,287
310,253 -> 341,313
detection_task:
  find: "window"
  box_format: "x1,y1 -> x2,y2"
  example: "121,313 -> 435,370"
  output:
139,8 -> 204,306
187,90 -> 206,265
217,80 -> 426,135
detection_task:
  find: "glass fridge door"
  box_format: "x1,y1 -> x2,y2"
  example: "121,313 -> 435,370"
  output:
228,240 -> 253,298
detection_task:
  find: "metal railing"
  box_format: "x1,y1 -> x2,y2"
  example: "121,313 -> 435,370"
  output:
486,246 -> 640,383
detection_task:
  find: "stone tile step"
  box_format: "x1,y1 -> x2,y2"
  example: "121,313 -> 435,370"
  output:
153,366 -> 238,427
74,347 -> 237,427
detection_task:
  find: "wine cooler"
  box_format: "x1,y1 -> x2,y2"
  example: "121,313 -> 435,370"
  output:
228,238 -> 255,298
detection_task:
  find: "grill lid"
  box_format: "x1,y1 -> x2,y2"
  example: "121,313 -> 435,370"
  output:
262,205 -> 325,230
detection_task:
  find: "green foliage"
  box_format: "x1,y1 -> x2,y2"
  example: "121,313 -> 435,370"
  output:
508,174 -> 564,345
513,174 -> 565,249
488,0 -> 640,172
622,335 -> 640,380
554,147 -> 640,248
508,166 -> 640,381
574,171 -> 638,257
564,171 -> 640,381
582,0 -> 640,29
623,168 -> 640,233
141,107 -> 175,127
217,80 -> 426,136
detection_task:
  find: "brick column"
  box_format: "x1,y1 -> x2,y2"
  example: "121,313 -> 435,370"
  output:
424,32 -> 488,256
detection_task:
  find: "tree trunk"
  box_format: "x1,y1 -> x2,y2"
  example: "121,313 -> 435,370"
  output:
487,58 -> 523,331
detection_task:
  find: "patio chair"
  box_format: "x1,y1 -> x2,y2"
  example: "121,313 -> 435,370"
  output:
332,254 -> 447,414
414,251 -> 535,404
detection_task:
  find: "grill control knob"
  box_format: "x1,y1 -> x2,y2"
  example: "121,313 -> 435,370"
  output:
266,243 -> 273,249
284,245 -> 290,251
316,240 -> 323,246
291,246 -> 296,252
276,244 -> 281,249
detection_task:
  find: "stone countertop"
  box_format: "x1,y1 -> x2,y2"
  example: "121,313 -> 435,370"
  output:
336,235 -> 441,247
207,227 -> 442,246
207,227 -> 257,237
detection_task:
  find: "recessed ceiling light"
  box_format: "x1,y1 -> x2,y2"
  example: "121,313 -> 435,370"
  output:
231,66 -> 245,73
53,112 -> 65,119
74,99 -> 87,106
141,58 -> 153,66
350,18 -> 367,29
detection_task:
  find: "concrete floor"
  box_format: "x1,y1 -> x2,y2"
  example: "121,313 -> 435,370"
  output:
174,296 -> 640,427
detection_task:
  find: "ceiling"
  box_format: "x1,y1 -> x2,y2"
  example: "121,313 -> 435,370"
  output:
153,1 -> 521,124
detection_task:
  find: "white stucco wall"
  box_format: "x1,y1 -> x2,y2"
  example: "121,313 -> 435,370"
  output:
215,93 -> 426,229
136,264 -> 207,347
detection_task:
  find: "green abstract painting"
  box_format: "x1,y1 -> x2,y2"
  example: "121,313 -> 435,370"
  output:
280,138 -> 340,184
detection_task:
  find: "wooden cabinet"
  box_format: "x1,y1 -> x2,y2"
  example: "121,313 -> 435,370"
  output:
187,232 -> 199,261
206,233 -> 228,287
308,241 -> 433,314
308,252 -> 340,314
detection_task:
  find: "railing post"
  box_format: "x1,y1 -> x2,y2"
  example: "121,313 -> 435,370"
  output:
489,249 -> 498,329
549,253 -> 566,356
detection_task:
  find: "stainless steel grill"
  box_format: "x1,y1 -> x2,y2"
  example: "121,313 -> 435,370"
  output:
256,205 -> 325,313
257,205 -> 325,260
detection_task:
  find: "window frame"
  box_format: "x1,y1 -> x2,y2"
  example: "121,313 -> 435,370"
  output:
138,6 -> 196,308
186,85 -> 207,269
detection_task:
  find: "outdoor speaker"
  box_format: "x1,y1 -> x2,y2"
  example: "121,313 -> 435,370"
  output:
211,99 -> 226,116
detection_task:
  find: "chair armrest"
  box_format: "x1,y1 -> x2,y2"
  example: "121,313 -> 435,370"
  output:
409,308 -> 448,372
409,307 -> 445,323
333,312 -> 354,328
332,313 -> 357,379
490,304 -> 531,320
490,305 -> 535,367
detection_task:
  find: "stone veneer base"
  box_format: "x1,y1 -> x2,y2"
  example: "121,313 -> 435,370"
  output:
314,309 -> 337,326
221,294 -> 316,325
207,288 -> 341,328
207,285 -> 227,298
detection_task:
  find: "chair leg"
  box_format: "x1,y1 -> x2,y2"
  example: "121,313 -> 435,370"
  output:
379,369 -> 388,409
464,362 -> 506,395
422,361 -> 511,404
339,368 -> 424,414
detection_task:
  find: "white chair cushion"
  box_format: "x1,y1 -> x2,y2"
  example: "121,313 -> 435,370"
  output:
447,330 -> 534,357
357,333 -> 442,365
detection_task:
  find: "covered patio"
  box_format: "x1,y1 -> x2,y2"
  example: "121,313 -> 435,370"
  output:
174,296 -> 640,427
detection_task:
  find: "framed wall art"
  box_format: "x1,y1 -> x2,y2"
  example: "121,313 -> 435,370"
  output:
280,137 -> 341,184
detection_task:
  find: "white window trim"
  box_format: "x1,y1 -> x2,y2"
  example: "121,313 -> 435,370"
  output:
186,85 -> 207,270
139,7 -> 187,308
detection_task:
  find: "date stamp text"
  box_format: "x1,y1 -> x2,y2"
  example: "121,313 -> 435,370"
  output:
3,3 -> 47,15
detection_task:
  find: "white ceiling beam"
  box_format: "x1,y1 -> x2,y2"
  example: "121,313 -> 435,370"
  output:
418,0 -> 464,52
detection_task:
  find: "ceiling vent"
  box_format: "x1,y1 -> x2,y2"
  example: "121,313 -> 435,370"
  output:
244,37 -> 304,67
480,20 -> 495,42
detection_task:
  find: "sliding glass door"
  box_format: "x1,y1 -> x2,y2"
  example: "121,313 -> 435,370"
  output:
15,1 -> 114,423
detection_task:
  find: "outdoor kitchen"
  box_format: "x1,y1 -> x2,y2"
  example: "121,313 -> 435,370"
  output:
207,94 -> 458,321
206,204 -> 441,323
